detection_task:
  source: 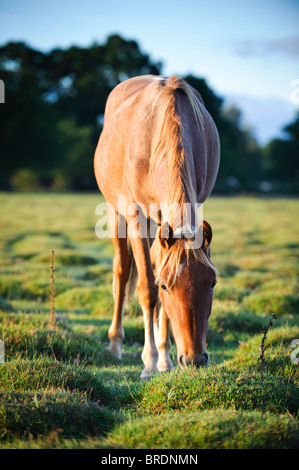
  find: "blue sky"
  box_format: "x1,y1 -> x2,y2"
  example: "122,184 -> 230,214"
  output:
0,0 -> 298,143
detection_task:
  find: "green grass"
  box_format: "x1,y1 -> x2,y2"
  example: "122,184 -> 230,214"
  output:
100,409 -> 299,449
0,192 -> 298,449
0,390 -> 116,441
133,367 -> 298,416
0,356 -> 114,403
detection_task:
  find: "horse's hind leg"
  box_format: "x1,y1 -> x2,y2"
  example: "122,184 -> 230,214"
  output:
108,212 -> 131,359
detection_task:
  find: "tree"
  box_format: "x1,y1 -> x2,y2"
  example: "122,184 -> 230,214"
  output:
2,35 -> 294,193
264,113 -> 299,184
185,76 -> 263,191
0,36 -> 162,189
0,66 -> 62,187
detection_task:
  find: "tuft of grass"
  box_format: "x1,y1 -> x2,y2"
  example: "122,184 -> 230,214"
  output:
214,262 -> 240,278
10,234 -> 71,259
1,316 -> 119,367
223,324 -> 299,381
209,309 -> 266,334
242,292 -> 299,316
0,273 -> 79,302
55,285 -> 114,315
0,356 -> 118,406
101,409 -> 299,449
0,389 -> 116,441
132,366 -> 299,417
214,284 -> 251,302
0,296 -> 13,312
33,251 -> 99,266
233,271 -> 264,289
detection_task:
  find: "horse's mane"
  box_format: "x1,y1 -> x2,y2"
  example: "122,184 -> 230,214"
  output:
148,76 -> 217,285
149,76 -> 203,225
152,237 -> 217,287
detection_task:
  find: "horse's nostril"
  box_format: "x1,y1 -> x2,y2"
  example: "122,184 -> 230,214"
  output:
192,352 -> 209,367
200,352 -> 209,366
178,353 -> 209,368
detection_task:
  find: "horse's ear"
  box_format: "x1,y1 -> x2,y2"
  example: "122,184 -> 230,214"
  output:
201,220 -> 212,253
158,222 -> 175,249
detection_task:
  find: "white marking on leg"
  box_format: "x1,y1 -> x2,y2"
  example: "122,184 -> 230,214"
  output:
157,307 -> 174,373
140,306 -> 159,379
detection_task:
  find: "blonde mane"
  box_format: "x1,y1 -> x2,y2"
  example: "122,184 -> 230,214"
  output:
152,238 -> 218,287
149,76 -> 204,226
148,76 -> 218,285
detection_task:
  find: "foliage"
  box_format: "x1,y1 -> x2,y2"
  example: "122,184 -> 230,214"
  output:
263,113 -> 299,192
185,76 -> 264,191
1,36 -> 298,192
0,36 -> 161,190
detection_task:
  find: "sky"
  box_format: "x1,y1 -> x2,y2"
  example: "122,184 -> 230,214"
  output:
0,0 -> 298,143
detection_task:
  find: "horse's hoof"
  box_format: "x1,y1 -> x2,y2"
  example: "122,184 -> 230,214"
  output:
109,340 -> 122,359
140,367 -> 159,380
157,361 -> 174,373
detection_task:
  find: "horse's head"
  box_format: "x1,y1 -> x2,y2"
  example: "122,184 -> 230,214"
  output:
153,220 -> 217,368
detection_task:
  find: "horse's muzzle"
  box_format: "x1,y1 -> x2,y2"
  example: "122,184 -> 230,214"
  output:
178,352 -> 209,368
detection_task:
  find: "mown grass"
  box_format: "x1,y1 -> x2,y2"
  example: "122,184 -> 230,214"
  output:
0,193 -> 298,449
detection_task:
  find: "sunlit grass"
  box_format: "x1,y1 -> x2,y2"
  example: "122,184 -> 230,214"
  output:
0,193 -> 298,449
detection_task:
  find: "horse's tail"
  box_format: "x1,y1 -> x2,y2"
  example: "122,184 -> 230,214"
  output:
149,76 -> 203,225
125,238 -> 138,304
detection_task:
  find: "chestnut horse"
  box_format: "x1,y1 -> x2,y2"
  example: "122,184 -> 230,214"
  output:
94,75 -> 220,378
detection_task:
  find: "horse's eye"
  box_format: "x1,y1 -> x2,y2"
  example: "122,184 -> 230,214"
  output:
160,283 -> 169,293
210,279 -> 217,291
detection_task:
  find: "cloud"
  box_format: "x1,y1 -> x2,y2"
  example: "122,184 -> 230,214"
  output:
233,36 -> 299,58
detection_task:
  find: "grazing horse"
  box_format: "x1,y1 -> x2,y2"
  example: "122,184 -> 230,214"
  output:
94,75 -> 220,378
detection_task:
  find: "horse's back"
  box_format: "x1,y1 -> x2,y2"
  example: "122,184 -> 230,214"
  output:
102,75 -> 160,126
94,75 -> 162,207
94,75 -> 220,209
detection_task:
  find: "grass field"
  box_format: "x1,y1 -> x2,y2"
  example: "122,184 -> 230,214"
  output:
0,192 -> 298,449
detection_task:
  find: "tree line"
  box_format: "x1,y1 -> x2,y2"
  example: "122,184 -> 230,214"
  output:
0,34 -> 298,193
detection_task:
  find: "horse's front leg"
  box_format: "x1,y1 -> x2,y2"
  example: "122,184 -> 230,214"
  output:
129,231 -> 159,379
155,306 -> 174,373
